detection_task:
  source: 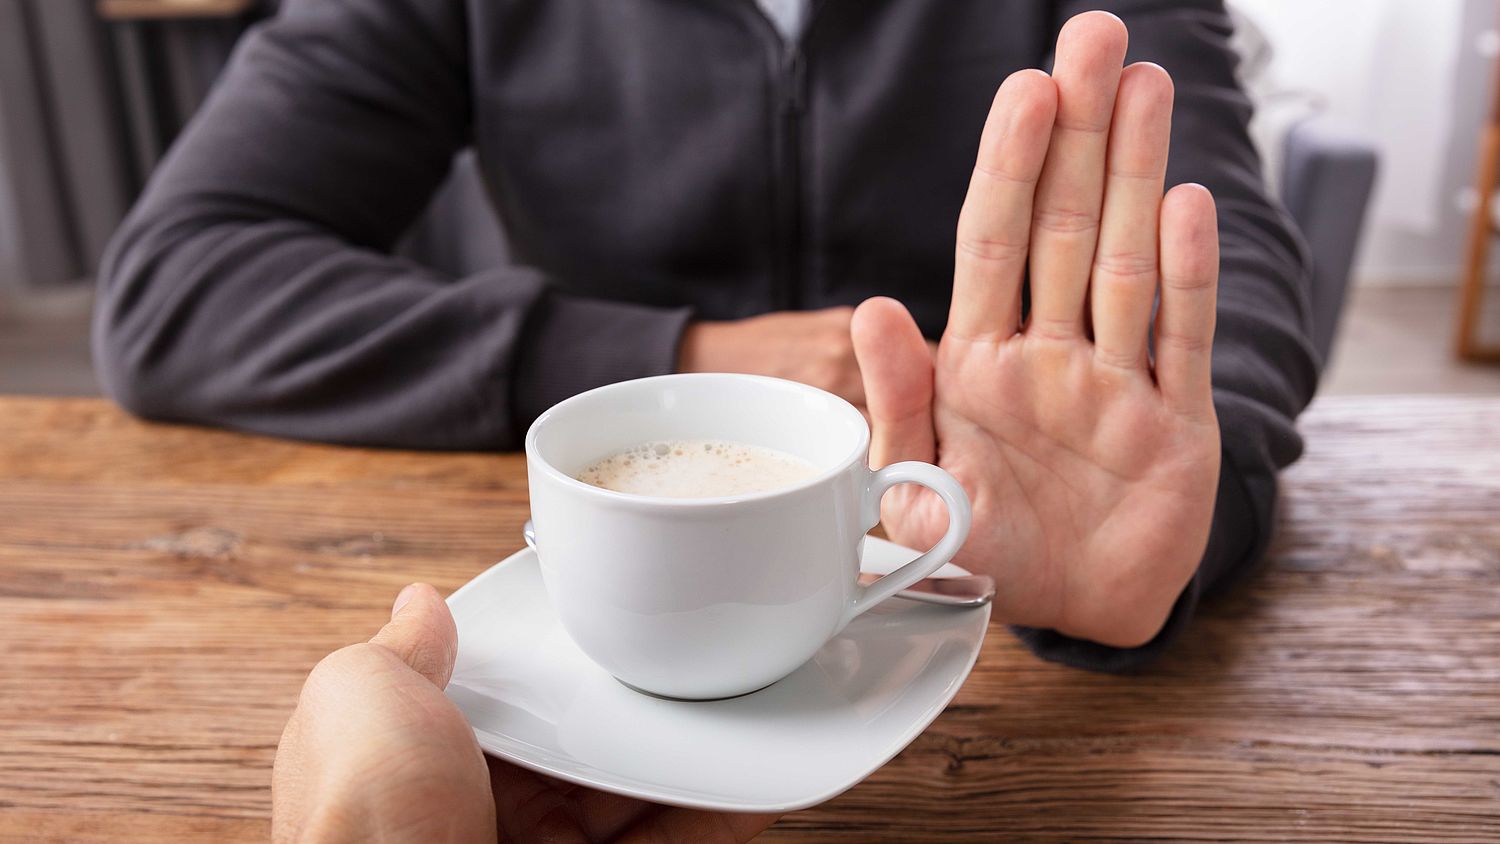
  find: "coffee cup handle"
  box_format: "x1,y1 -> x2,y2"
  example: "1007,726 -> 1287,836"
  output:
847,461 -> 973,621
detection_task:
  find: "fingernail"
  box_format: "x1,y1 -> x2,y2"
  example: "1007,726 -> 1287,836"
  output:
391,584 -> 420,618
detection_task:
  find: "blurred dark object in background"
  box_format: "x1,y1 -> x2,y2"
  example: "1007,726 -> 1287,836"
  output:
0,0 -> 501,291
0,0 -> 274,292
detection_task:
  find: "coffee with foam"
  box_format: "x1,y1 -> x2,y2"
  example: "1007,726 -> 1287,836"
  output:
576,439 -> 818,498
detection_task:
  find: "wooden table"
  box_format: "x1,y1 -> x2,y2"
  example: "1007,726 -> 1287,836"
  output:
1,396 -> 1497,841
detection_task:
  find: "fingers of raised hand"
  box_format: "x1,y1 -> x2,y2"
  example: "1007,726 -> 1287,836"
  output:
944,10 -> 1218,420
950,69 -> 1057,340
1027,11 -> 1129,339
1155,183 -> 1219,417
1090,61 -> 1174,370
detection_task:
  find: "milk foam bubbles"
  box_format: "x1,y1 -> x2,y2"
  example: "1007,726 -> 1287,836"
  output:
576,439 -> 818,498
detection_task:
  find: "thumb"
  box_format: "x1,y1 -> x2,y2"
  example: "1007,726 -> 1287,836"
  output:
851,297 -> 936,468
367,583 -> 459,689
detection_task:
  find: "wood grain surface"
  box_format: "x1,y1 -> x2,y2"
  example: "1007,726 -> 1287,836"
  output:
0,396 -> 1496,841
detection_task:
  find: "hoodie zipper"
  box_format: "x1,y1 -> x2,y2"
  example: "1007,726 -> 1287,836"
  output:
775,48 -> 808,310
741,0 -> 817,311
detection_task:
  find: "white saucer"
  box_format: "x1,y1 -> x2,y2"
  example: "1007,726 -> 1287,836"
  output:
445,537 -> 990,813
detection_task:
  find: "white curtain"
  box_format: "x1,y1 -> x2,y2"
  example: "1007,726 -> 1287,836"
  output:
1229,0 -> 1473,280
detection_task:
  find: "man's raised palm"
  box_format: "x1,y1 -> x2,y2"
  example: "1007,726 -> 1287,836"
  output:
852,12 -> 1222,648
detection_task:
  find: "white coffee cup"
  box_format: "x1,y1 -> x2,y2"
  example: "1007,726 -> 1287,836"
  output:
525,373 -> 972,700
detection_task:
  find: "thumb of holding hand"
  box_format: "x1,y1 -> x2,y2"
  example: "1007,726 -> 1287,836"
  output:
368,583 -> 459,689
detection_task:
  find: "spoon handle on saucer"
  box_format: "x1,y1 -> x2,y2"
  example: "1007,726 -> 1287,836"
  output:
855,571 -> 994,608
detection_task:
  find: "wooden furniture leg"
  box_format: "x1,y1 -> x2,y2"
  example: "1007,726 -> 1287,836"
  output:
1456,30 -> 1500,361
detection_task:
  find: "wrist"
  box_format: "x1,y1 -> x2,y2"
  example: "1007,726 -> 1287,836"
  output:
676,321 -> 702,372
677,320 -> 732,373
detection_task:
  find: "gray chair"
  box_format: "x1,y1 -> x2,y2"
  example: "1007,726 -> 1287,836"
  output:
1278,116 -> 1379,369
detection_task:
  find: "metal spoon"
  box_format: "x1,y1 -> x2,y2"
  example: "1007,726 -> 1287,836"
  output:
522,519 -> 994,608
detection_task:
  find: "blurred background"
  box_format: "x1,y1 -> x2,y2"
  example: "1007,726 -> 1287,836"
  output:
1,0 -> 1499,398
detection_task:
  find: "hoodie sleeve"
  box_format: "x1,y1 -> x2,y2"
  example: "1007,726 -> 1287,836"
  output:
93,0 -> 691,450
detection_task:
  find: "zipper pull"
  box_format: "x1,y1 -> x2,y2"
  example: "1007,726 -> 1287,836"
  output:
784,50 -> 807,115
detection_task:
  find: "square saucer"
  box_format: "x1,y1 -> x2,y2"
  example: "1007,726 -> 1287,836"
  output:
445,537 -> 990,813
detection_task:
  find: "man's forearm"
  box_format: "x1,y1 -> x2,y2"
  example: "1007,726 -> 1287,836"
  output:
95,0 -> 694,451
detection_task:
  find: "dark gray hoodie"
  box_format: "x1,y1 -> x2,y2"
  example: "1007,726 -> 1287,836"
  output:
93,0 -> 1319,669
